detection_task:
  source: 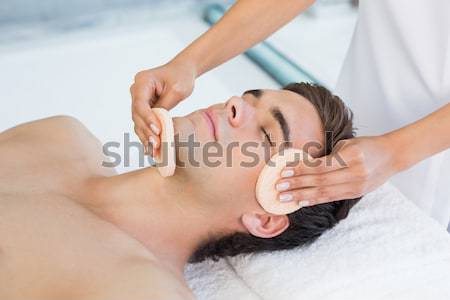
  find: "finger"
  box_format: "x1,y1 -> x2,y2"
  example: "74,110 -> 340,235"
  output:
132,112 -> 155,139
140,124 -> 160,157
134,125 -> 149,153
278,182 -> 364,206
131,84 -> 151,128
142,127 -> 155,155
146,109 -> 162,137
148,133 -> 161,157
133,105 -> 162,140
276,168 -> 355,191
133,116 -> 160,154
131,83 -> 153,107
131,84 -> 162,133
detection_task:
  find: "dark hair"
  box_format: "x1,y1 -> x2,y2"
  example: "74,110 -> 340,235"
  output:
189,83 -> 361,263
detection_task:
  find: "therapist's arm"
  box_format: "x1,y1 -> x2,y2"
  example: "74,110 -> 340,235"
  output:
275,103 -> 450,206
174,0 -> 315,76
386,103 -> 450,172
130,0 -> 315,155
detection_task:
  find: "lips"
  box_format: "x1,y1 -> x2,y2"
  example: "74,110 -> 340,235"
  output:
202,109 -> 217,141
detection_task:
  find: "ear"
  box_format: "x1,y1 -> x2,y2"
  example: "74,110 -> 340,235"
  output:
241,212 -> 290,238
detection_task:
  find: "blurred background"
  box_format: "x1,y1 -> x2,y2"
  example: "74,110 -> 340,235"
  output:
0,0 -> 358,172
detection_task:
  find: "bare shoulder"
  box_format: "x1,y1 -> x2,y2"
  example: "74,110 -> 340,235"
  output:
89,257 -> 196,300
1,115 -> 100,147
0,115 -> 115,177
1,115 -> 79,136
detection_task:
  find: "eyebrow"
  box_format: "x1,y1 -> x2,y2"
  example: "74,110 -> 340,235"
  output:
271,107 -> 290,143
243,89 -> 263,98
243,89 -> 291,143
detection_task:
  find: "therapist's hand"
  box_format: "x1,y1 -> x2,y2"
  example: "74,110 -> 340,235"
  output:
276,136 -> 399,206
130,60 -> 196,155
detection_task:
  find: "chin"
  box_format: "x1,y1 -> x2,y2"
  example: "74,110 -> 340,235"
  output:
172,116 -> 196,141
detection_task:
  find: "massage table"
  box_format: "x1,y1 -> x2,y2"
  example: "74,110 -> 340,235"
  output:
185,183 -> 450,300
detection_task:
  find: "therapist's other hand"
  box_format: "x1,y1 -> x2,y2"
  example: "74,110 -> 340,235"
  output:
276,136 -> 398,206
130,60 -> 196,155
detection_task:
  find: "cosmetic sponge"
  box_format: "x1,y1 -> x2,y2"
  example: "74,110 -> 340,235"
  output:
152,108 -> 176,177
256,148 -> 309,215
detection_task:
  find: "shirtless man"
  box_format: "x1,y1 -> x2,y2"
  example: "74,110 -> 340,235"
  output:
0,83 -> 360,299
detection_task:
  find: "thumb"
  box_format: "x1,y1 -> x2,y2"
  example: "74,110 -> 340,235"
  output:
153,85 -> 190,110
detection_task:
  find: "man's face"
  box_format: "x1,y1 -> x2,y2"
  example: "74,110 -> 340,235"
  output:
171,89 -> 324,225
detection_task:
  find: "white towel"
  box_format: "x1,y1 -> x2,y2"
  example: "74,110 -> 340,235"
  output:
185,183 -> 450,300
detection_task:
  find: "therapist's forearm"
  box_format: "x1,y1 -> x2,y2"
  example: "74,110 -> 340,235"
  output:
385,103 -> 450,172
172,0 -> 315,76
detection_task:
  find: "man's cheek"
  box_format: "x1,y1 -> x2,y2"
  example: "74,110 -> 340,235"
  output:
234,149 -> 267,192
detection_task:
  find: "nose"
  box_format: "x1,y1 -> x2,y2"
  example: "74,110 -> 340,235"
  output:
226,96 -> 253,128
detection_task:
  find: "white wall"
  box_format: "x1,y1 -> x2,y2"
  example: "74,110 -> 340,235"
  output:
0,0 -> 225,24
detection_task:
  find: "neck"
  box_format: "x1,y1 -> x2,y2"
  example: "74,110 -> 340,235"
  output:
83,167 -> 223,277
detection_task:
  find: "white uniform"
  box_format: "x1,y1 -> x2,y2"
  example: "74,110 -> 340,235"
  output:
336,0 -> 450,228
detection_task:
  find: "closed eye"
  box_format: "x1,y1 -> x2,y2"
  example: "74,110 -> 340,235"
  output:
261,127 -> 274,146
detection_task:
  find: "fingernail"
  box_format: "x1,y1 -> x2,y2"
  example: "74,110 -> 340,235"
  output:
150,123 -> 160,135
281,169 -> 294,178
276,182 -> 290,191
299,200 -> 310,207
148,136 -> 156,153
279,193 -> 293,202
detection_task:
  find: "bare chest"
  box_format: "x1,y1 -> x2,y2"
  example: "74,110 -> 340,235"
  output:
0,193 -> 166,299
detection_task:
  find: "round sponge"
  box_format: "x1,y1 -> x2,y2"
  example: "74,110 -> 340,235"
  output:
152,108 -> 176,177
255,148 -> 309,215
